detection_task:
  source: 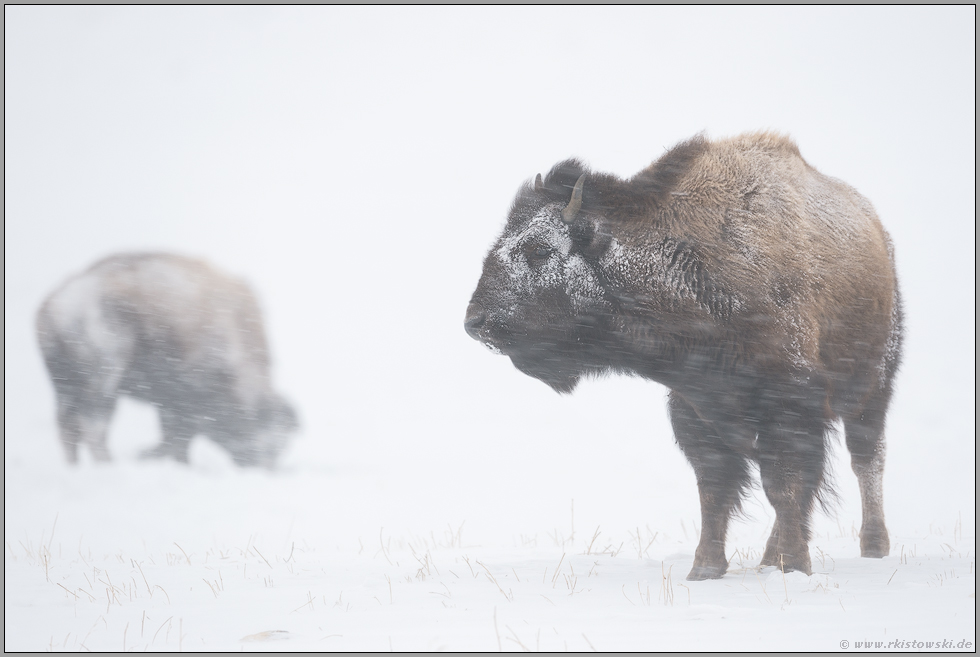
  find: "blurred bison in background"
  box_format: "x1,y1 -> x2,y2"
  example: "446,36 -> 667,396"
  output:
36,253 -> 298,468
466,132 -> 903,579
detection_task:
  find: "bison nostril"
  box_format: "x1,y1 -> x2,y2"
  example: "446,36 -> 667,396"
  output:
464,304 -> 487,338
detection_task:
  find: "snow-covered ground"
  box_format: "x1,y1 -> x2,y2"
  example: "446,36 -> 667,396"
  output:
4,409 -> 976,652
5,6 -> 975,652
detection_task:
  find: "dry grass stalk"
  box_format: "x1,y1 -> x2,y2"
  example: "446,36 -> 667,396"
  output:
253,546 -> 273,569
493,607 -> 502,652
173,543 -> 192,566
585,527 -> 601,556
505,625 -> 529,651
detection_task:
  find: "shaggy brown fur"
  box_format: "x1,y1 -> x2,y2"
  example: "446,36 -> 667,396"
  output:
466,132 -> 902,579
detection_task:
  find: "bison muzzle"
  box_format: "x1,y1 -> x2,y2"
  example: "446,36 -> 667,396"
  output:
36,253 -> 298,468
465,132 -> 903,580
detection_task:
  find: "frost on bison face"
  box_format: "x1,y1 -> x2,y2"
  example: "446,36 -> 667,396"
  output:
465,132 -> 903,580
36,253 -> 299,468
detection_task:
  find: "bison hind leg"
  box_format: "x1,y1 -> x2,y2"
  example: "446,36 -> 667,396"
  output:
842,388 -> 893,559
55,394 -> 115,463
669,392 -> 754,581
841,290 -> 901,559
55,402 -> 82,464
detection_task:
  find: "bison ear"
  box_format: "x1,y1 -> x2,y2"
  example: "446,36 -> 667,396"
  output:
543,158 -> 588,196
534,173 -> 544,192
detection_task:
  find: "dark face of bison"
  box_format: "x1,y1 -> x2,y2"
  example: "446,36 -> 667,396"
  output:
254,393 -> 299,464
465,164 -> 613,393
221,393 -> 299,468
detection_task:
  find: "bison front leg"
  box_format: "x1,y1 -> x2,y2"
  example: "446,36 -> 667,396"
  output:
758,461 -> 815,574
669,392 -> 753,581
55,400 -> 83,463
756,389 -> 829,575
142,407 -> 194,464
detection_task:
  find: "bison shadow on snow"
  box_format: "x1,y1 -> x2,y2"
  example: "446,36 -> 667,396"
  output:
466,132 -> 902,580
36,253 -> 298,469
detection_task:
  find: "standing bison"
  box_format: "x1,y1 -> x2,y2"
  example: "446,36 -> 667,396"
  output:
36,253 -> 298,468
465,132 -> 902,579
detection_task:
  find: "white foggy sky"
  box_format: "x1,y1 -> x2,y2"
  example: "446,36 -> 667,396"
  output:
4,7 -> 975,530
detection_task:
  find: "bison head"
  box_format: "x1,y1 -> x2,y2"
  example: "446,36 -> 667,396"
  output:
465,160 -> 615,393
222,392 -> 299,468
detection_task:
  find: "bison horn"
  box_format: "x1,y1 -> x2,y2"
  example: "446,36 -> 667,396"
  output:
534,173 -> 544,192
561,174 -> 586,224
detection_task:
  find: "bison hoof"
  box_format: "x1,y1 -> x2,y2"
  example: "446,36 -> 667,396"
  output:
686,563 -> 727,581
861,545 -> 889,558
860,536 -> 890,558
782,561 -> 812,576
760,554 -> 811,575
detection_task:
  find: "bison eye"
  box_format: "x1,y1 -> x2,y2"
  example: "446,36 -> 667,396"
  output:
526,244 -> 554,264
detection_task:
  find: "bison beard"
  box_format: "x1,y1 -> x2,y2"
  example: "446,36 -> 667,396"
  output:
465,132 -> 902,580
510,347 -> 581,395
